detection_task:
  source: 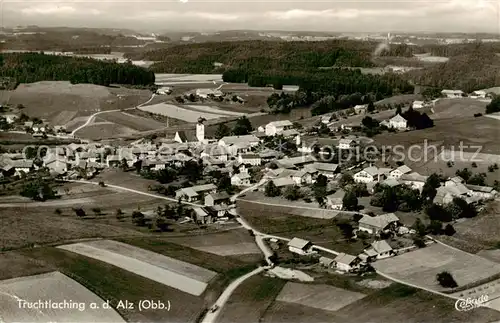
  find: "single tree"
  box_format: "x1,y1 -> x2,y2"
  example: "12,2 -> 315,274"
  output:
444,224 -> 456,236
73,207 -> 86,217
264,181 -> 281,197
436,271 -> 458,288
342,190 -> 359,211
214,123 -> 231,139
284,185 -> 301,201
115,208 -> 124,220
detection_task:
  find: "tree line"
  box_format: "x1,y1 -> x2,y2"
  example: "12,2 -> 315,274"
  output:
0,53 -> 155,86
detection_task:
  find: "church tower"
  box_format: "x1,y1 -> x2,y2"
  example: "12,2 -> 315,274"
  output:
196,117 -> 205,142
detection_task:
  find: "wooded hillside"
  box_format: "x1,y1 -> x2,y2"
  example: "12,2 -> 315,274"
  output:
0,53 -> 155,86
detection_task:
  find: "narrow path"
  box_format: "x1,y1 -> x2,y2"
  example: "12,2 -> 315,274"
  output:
70,93 -> 155,136
200,267 -> 266,323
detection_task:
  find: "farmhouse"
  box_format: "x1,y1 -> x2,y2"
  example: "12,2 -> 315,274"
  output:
200,145 -> 229,162
305,162 -> 339,178
219,135 -> 260,148
176,183 -> 217,202
354,166 -> 386,183
275,155 -> 316,169
400,172 -> 428,191
358,213 -> 400,235
364,240 -> 394,260
195,88 -> 223,99
287,237 -> 314,255
156,87 -> 172,95
272,177 -> 296,189
334,253 -> 359,272
231,172 -> 251,186
44,157 -> 69,174
265,120 -> 294,136
326,189 -> 346,210
466,184 -> 498,199
238,153 -> 261,166
470,90 -> 487,99
388,114 -> 408,130
441,89 -> 464,98
204,192 -> 230,206
389,165 -> 412,179
8,159 -> 34,176
193,207 -> 212,224
412,101 -> 425,109
0,113 -> 17,124
339,138 -> 356,150
353,104 -> 368,114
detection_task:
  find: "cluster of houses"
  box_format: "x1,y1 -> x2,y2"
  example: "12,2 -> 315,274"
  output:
284,210 -> 424,273
0,112 -> 68,137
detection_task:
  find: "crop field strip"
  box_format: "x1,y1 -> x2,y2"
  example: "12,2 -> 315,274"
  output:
185,105 -> 244,117
57,240 -> 217,296
0,271 -> 124,322
138,103 -> 229,122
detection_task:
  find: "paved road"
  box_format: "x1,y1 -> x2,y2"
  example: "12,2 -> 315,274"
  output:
70,93 -> 156,136
200,266 -> 266,323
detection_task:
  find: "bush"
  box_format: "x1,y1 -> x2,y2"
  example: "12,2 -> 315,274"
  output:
474,113 -> 482,117
436,271 -> 458,288
115,208 -> 124,220
54,208 -> 62,215
73,207 -> 86,217
98,181 -> 106,187
444,224 -> 456,236
91,207 -> 102,215
413,236 -> 426,248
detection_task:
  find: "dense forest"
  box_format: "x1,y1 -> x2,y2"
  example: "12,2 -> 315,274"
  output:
0,53 -> 155,86
131,40 -> 378,74
406,51 -> 500,92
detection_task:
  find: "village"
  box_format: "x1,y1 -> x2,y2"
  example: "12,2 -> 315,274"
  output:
1,90 -> 498,279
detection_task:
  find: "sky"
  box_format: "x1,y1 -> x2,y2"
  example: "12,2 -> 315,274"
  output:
1,0 -> 499,33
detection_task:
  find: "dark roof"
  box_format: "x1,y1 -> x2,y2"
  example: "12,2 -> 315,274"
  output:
208,192 -> 231,201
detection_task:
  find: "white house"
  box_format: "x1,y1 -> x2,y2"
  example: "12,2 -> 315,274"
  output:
334,253 -> 359,272
365,240 -> 394,260
441,89 -> 464,98
400,172 -> 428,192
156,87 -> 172,95
339,139 -> 356,150
9,159 -> 34,177
287,237 -> 314,255
326,189 -> 345,210
231,172 -> 251,186
237,153 -> 261,166
389,165 -> 412,179
470,90 -> 487,99
265,120 -> 294,136
1,114 -> 17,124
353,104 -> 368,115
354,166 -> 384,183
388,114 -> 408,130
412,100 -> 425,109
44,157 -> 69,174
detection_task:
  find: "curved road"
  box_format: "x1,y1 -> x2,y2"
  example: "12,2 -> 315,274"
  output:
70,93 -> 156,136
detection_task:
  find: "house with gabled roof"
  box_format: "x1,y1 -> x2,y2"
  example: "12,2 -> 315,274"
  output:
389,165 -> 412,179
388,114 -> 408,130
358,213 -> 400,235
287,237 -> 314,255
265,120 -> 293,136
231,172 -> 251,186
354,166 -> 388,183
326,189 -> 346,210
176,183 -> 217,202
334,253 -> 360,272
363,240 -> 394,260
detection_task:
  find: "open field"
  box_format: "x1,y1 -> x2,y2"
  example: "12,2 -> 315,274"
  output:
75,122 -> 138,139
431,98 -> 488,120
0,271 -> 124,323
185,104 -> 244,117
100,111 -> 166,131
139,103 -> 229,122
276,282 -> 366,312
373,243 -> 500,292
437,201 -> 500,253
58,240 -> 217,296
155,74 -> 223,85
374,116 -> 500,154
11,247 -> 207,322
264,283 -> 500,323
0,206 -> 143,251
217,275 -> 286,323
0,81 -> 152,124
164,229 -> 261,257
237,200 -> 366,255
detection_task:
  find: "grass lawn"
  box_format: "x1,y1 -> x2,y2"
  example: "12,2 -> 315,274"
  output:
238,202 -> 367,255
217,274 -> 286,323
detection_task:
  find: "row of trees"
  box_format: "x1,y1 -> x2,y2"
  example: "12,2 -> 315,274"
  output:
0,53 -> 155,86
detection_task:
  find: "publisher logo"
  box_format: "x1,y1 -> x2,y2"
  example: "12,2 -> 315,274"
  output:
455,295 -> 489,312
